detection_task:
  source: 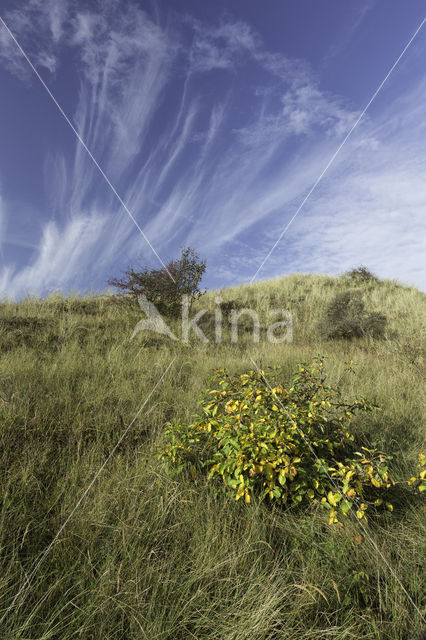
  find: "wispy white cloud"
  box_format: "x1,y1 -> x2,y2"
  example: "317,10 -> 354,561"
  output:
0,20 -> 28,79
189,18 -> 259,72
320,0 -> 377,69
70,4 -> 176,182
0,213 -> 106,299
0,0 -> 68,76
215,78 -> 426,290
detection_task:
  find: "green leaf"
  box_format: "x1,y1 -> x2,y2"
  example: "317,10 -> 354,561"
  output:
339,500 -> 352,514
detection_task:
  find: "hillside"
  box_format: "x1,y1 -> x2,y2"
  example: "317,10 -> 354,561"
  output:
0,273 -> 425,639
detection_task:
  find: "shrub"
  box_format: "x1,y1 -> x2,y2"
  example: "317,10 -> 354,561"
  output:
343,265 -> 379,283
107,246 -> 206,316
322,290 -> 387,340
158,358 -> 413,524
218,299 -> 245,314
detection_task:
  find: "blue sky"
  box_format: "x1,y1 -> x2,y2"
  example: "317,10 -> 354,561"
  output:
0,0 -> 425,299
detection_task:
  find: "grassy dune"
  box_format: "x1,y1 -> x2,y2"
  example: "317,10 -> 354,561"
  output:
0,274 -> 425,638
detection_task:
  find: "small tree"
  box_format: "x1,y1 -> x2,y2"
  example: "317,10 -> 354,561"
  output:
107,247 -> 206,316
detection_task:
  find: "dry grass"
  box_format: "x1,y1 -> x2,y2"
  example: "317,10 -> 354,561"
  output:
0,274 -> 424,638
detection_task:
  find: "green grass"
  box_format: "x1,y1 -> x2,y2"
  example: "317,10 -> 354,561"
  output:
0,274 -> 425,639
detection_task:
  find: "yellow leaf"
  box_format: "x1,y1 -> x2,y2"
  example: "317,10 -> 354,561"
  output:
328,509 -> 337,524
236,485 -> 245,501
328,491 -> 341,506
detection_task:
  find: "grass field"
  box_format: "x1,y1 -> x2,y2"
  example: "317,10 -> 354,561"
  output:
0,273 -> 425,639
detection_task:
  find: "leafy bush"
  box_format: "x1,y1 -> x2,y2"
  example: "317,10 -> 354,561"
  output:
158,358 -> 418,524
322,290 -> 387,339
343,265 -> 379,283
107,246 -> 206,316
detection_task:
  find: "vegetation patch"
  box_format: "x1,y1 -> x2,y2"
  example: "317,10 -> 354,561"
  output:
0,271 -> 424,638
0,317 -> 57,351
343,265 -> 380,284
108,246 -> 206,316
160,358 -> 424,523
322,289 -> 387,339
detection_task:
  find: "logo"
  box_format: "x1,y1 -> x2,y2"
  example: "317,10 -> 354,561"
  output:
131,295 -> 293,344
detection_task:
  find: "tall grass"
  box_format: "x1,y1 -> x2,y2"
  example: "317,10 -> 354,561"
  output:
0,274 -> 424,638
